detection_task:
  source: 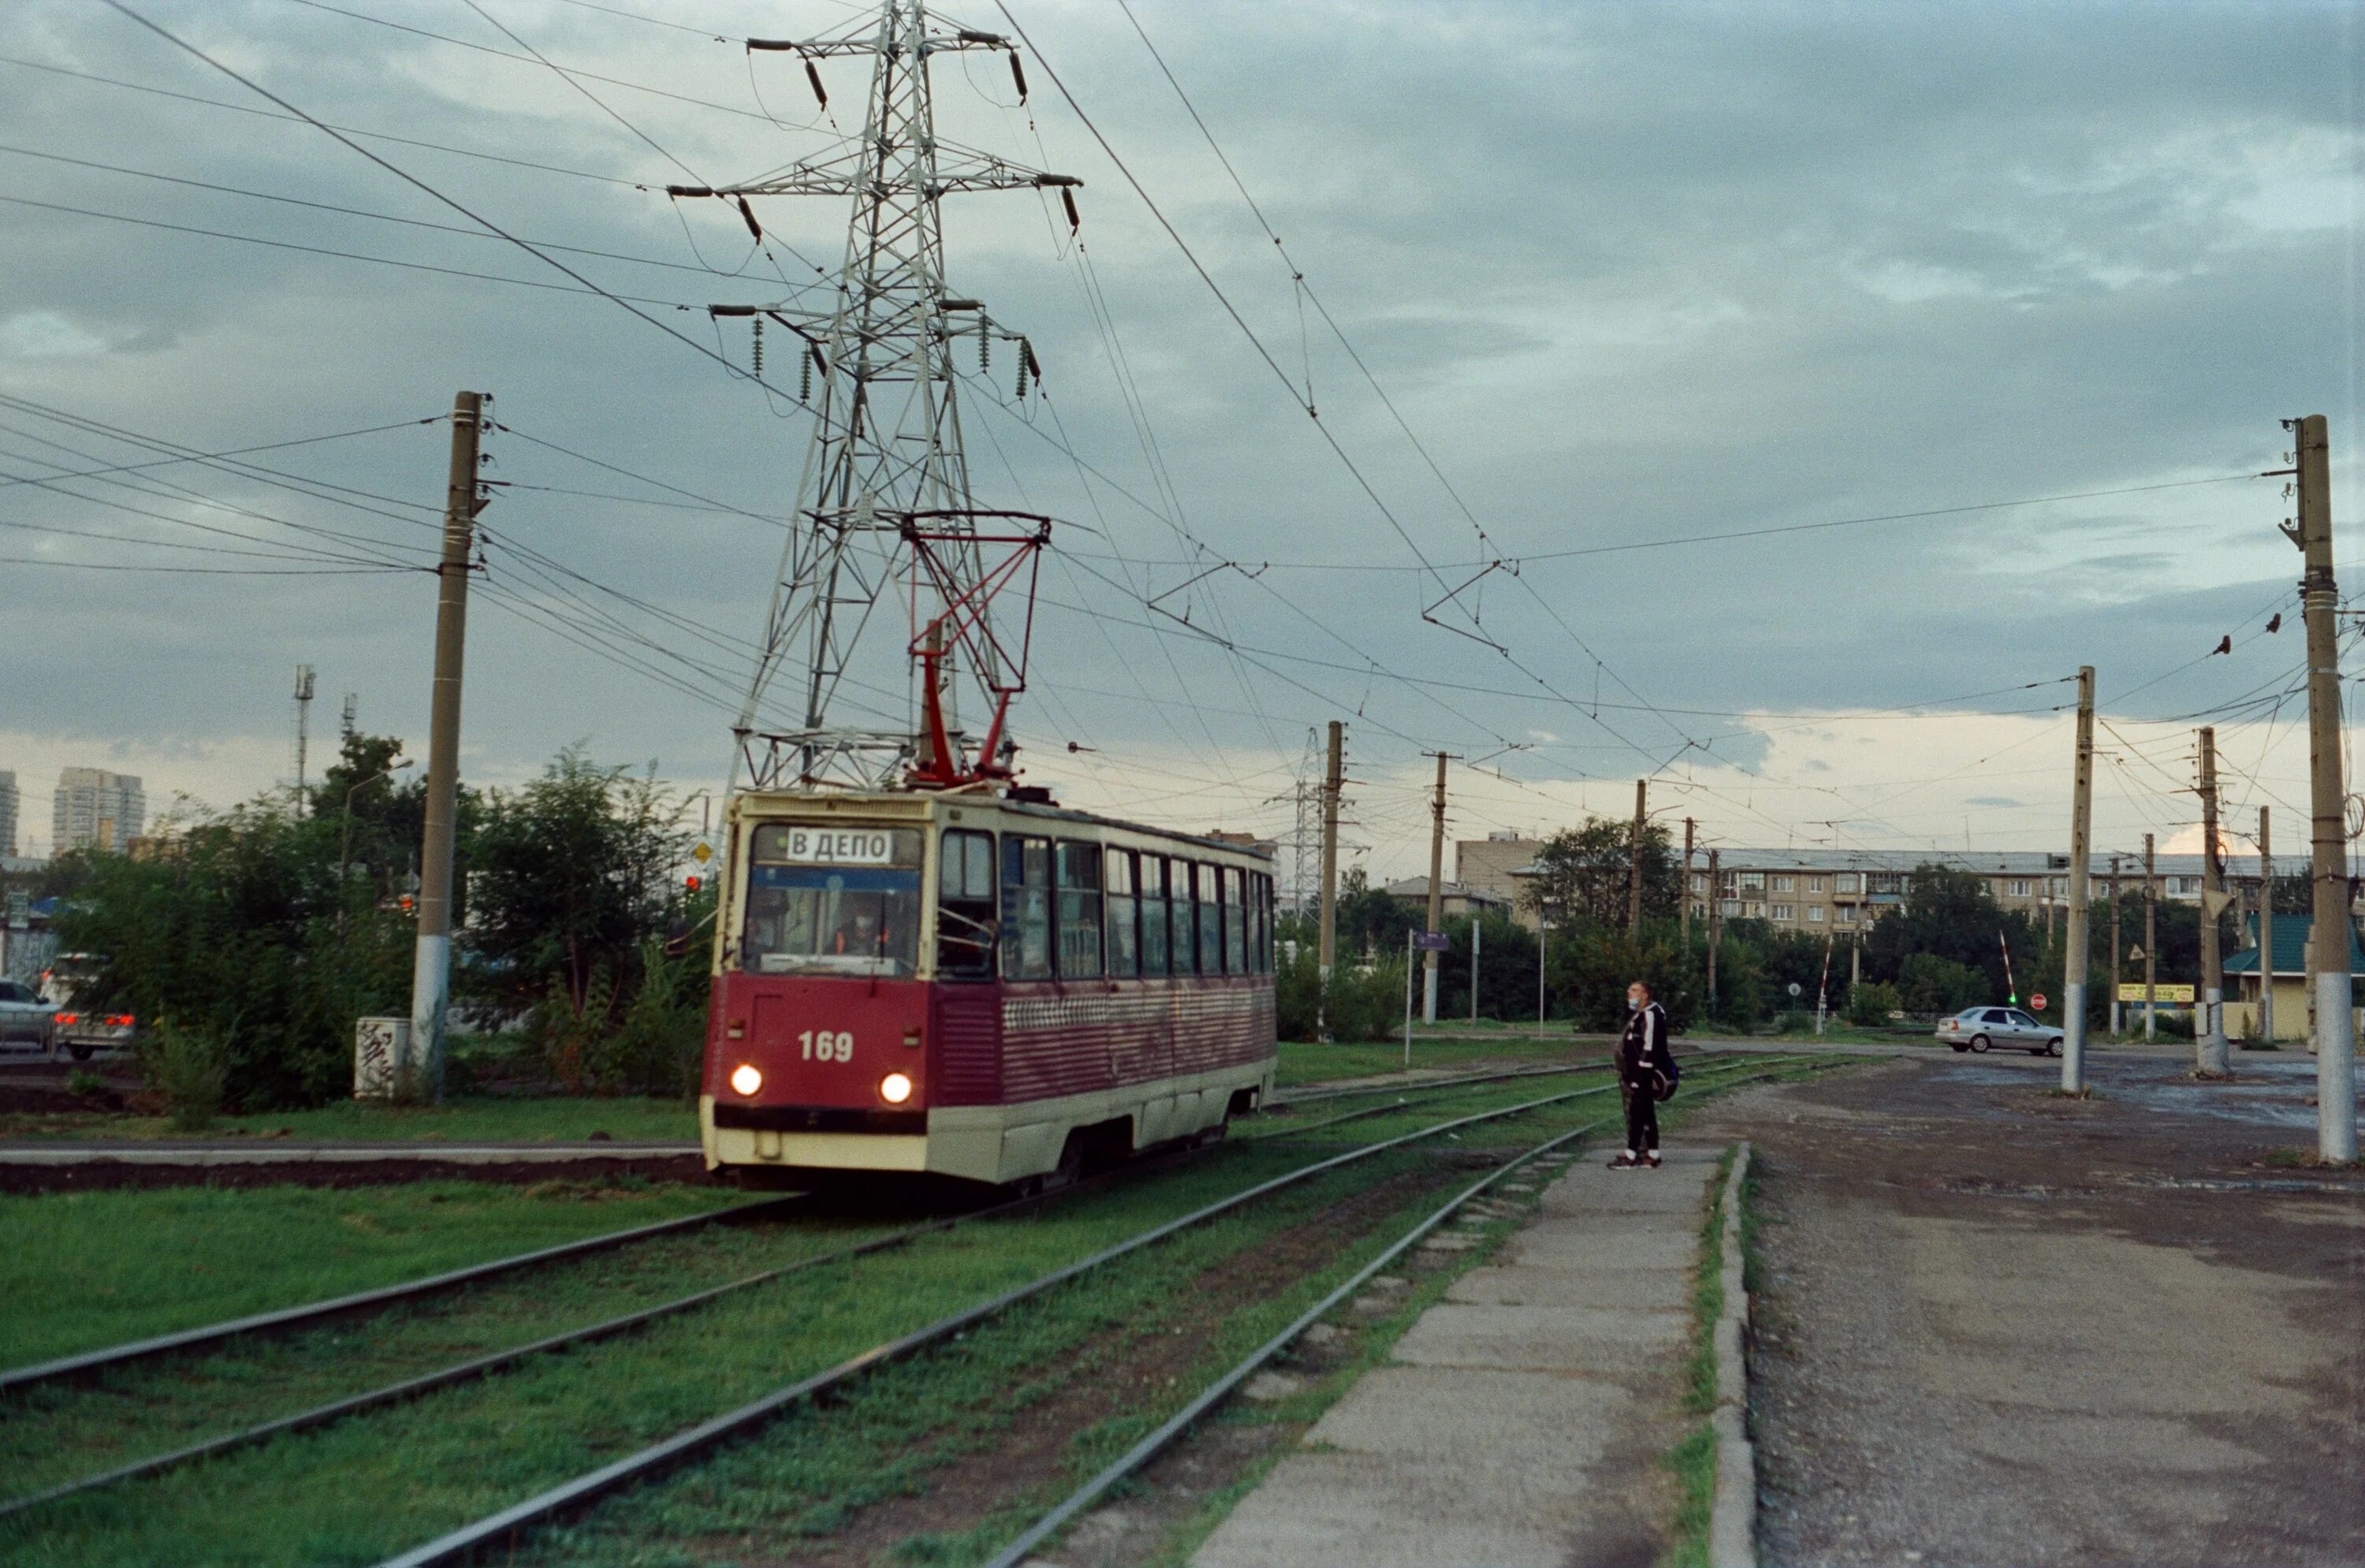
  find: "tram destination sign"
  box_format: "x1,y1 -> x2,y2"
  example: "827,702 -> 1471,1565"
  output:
776,827 -> 897,866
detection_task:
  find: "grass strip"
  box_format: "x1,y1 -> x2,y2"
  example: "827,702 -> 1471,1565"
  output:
0,1179 -> 739,1372
0,1095 -> 696,1145
1661,1144 -> 1739,1568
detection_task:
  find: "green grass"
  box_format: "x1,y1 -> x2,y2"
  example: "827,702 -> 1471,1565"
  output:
0,1179 -> 741,1371
1276,1035 -> 1592,1085
0,1095 -> 698,1145
1659,1142 -> 1739,1568
1,1142 -> 1484,1567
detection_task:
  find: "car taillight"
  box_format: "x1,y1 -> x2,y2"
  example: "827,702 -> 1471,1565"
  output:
54,1012 -> 77,1026
109,1015 -> 136,1027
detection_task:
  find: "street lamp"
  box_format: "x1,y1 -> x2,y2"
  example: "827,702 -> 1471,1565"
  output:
339,760 -> 415,925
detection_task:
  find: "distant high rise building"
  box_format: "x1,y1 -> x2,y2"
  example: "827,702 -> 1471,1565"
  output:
0,771 -> 17,857
53,768 -> 144,854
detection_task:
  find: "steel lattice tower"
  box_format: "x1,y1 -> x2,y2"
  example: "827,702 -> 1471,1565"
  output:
679,2 -> 1078,791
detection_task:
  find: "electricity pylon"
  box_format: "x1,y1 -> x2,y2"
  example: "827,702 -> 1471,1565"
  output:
678,0 -> 1080,791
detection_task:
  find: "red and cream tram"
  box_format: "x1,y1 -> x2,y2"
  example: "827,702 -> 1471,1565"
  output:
700,788 -> 1279,1187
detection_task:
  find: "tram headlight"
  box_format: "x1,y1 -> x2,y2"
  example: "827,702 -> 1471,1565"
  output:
729,1063 -> 763,1097
878,1071 -> 914,1105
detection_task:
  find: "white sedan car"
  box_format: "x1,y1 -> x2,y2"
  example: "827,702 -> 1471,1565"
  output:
1936,1005 -> 2063,1056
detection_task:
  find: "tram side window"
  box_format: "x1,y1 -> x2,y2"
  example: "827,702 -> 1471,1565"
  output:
1197,862 -> 1223,975
937,829 -> 997,980
1000,836 -> 1053,981
1140,855 -> 1171,976
1105,850 -> 1140,978
1057,841 -> 1104,979
1171,862 -> 1199,975
1222,866 -> 1247,974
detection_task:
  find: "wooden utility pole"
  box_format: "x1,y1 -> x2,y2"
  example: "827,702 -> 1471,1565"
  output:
1706,848 -> 1722,1015
2259,808 -> 2274,1045
1423,752 -> 1450,1023
2197,726 -> 2229,1073
1627,779 -> 1648,937
2063,665 -> 2095,1089
1470,916 -> 1481,1026
1680,817 -> 1696,946
1317,721 -> 1343,1039
2143,832 -> 2158,1041
2287,413 -> 2355,1160
2108,855 -> 2122,1037
411,389 -> 487,1101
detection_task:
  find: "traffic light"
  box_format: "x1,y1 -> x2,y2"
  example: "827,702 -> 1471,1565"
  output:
684,874 -> 702,893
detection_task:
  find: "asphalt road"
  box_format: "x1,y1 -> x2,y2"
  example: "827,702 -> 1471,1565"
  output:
1696,1053 -> 2363,1567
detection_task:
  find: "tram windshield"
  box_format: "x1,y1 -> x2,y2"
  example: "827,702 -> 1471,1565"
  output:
739,823 -> 922,978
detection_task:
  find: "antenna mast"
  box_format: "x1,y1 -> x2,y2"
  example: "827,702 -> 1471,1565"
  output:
683,0 -> 1078,791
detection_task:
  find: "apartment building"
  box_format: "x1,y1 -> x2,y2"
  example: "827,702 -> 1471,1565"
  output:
52,768 -> 144,854
0,771 -> 16,858
1454,831 -> 1547,929
1680,848 -> 2316,933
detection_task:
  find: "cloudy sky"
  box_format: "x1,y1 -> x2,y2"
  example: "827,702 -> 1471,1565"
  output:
1,0 -> 2358,881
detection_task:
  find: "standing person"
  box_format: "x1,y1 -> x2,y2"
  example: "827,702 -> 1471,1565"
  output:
1611,979 -> 1676,1169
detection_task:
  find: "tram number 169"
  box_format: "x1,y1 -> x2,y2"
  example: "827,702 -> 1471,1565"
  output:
798,1030 -> 854,1063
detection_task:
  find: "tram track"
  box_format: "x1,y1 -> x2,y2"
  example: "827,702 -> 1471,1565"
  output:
0,1052 -> 1777,1540
363,1055 -> 1812,1568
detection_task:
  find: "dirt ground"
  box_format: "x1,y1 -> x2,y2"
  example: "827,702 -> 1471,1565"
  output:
1694,1052 -> 2364,1568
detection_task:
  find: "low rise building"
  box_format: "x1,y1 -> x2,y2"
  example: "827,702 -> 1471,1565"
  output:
1380,878 -> 1514,923
1454,832 -> 1546,929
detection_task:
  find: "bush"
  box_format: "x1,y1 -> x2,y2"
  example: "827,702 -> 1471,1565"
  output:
1276,946 -> 1322,1041
1325,957 -> 1409,1043
140,1020 -> 227,1131
1846,981 -> 1901,1027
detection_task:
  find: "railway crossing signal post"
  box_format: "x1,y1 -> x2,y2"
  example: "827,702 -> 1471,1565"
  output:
2284,413 -> 2356,1161
2196,725 -> 2230,1074
2062,665 -> 2095,1090
411,389 -> 488,1101
1423,751 -> 1451,1023
1318,721 -> 1343,1038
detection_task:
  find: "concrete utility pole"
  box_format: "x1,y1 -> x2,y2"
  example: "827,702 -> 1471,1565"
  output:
1424,750 -> 1448,1024
411,389 -> 487,1100
1317,721 -> 1343,1039
1627,779 -> 1648,937
1680,817 -> 1696,947
2259,808 -> 2274,1045
2286,412 -> 2356,1161
1706,848 -> 1723,1015
2143,832 -> 2158,1041
2063,665 -> 2095,1090
2196,726 -> 2230,1073
2108,855 -> 2123,1037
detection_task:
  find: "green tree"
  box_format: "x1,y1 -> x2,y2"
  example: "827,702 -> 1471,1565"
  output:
1521,814 -> 1681,928
464,750 -> 687,1022
1334,866 -> 1418,963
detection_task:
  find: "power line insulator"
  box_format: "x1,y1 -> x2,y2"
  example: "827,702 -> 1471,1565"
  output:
750,315 -> 764,378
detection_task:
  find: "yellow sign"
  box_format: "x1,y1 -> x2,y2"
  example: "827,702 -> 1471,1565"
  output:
691,840 -> 713,865
2117,982 -> 2193,1004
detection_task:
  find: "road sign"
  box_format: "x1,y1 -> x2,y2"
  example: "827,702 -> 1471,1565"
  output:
1414,931 -> 1451,952
2031,993 -> 2048,1011
691,840 -> 713,865
1786,981 -> 1802,997
2117,982 -> 2193,1004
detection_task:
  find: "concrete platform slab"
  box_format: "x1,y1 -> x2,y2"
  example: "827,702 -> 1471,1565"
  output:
1194,1141 -> 1722,1567
1393,1302 -> 1688,1369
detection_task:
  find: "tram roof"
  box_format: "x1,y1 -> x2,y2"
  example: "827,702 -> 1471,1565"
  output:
730,788 -> 1276,862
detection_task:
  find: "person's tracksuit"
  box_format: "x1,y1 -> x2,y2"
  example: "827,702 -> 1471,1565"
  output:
1618,1000 -> 1674,1156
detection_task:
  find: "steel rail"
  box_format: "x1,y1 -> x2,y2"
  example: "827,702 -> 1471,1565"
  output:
983,1057 -> 1842,1567
370,1056 -> 1810,1567
0,1060 -> 1641,1518
1264,1057 -> 1617,1109
365,1078 -> 1664,1568
0,1195 -> 799,1395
